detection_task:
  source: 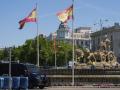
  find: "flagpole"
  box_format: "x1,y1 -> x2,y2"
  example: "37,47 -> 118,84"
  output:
9,47 -> 12,90
54,36 -> 57,69
55,49 -> 57,69
72,0 -> 75,86
36,3 -> 39,67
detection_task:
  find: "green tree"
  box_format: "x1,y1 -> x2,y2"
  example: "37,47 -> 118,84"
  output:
0,36 -> 73,67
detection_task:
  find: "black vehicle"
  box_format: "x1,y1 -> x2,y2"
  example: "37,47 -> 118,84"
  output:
0,62 -> 47,89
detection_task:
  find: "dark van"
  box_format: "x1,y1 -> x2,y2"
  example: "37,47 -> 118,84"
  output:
0,62 -> 47,89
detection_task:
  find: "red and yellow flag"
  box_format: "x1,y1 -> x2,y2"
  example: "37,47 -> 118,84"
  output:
57,5 -> 73,23
19,8 -> 36,29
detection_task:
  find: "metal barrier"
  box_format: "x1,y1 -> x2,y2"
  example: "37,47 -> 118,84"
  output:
20,77 -> 28,90
0,77 -> 4,89
12,77 -> 20,89
3,77 -> 11,89
0,77 -> 28,90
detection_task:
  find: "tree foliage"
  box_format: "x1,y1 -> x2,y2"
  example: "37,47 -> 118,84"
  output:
0,36 -> 73,67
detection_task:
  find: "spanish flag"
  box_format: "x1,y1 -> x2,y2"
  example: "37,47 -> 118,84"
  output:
19,8 -> 36,29
57,5 -> 73,23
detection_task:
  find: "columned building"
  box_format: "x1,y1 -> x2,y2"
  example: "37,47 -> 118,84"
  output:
91,23 -> 120,59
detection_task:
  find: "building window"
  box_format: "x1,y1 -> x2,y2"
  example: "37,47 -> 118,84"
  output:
81,41 -> 83,45
66,32 -> 68,36
98,38 -> 100,45
85,41 -> 88,46
111,35 -> 113,51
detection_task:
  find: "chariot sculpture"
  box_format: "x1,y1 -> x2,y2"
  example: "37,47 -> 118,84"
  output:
75,35 -> 118,68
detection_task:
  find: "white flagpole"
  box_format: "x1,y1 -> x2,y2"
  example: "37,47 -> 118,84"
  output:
36,3 -> 39,67
9,47 -> 12,90
54,36 -> 57,69
72,0 -> 75,86
55,49 -> 57,69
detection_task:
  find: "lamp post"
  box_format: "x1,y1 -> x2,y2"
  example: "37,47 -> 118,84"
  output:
94,19 -> 108,42
55,49 -> 57,69
99,19 -> 108,42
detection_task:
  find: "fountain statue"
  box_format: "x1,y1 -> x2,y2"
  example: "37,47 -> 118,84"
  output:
75,35 -> 118,69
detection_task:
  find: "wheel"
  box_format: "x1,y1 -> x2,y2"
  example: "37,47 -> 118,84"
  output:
28,84 -> 34,89
39,85 -> 44,89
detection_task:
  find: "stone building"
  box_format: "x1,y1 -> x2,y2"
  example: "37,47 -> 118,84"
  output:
56,22 -> 71,40
47,32 -> 57,41
48,22 -> 92,49
74,27 -> 91,49
91,23 -> 120,60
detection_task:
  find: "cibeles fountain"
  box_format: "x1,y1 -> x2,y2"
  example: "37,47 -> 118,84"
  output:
75,35 -> 119,69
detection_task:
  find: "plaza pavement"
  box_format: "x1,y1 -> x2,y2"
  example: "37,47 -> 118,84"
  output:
30,87 -> 120,90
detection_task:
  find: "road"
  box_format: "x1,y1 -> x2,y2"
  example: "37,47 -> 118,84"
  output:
31,87 -> 120,90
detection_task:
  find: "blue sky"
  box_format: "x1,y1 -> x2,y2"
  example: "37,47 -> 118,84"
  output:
0,0 -> 120,48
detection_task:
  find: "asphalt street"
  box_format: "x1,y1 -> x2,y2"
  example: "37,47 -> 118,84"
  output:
30,87 -> 120,90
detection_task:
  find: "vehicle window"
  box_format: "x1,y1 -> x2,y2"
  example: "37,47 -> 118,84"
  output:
11,64 -> 26,76
26,64 -> 40,73
0,63 -> 9,76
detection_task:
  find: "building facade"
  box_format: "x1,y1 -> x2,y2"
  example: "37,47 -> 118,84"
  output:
91,23 -> 120,59
56,22 -> 71,40
48,22 -> 92,49
74,27 -> 91,49
47,32 -> 57,41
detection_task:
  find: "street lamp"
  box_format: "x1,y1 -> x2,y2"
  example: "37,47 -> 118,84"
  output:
100,19 -> 108,42
94,19 -> 109,41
